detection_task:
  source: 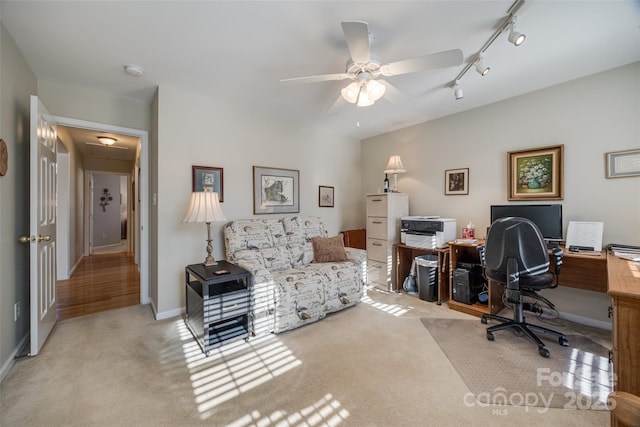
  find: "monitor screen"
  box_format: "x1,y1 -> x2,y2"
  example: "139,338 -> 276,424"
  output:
490,204 -> 563,241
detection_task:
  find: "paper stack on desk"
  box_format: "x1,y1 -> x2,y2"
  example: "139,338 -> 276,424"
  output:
566,221 -> 604,252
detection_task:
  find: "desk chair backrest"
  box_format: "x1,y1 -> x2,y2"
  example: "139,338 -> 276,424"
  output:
485,217 -> 550,279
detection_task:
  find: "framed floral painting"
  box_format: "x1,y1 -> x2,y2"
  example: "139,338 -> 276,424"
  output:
507,145 -> 564,201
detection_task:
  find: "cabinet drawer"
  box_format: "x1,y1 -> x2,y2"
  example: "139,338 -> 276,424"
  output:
205,289 -> 249,323
367,216 -> 388,239
366,195 -> 388,217
367,260 -> 388,285
367,238 -> 388,262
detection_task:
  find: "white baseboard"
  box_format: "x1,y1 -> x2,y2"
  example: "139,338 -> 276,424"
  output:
1,334 -> 28,384
154,306 -> 184,321
559,311 -> 612,331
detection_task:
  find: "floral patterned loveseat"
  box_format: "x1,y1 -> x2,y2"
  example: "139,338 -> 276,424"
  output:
223,216 -> 366,336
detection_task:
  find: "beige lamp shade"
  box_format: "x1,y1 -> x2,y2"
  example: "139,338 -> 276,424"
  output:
182,191 -> 226,266
384,155 -> 407,174
182,191 -> 226,224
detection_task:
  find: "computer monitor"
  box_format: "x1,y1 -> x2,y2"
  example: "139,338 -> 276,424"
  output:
490,204 -> 563,241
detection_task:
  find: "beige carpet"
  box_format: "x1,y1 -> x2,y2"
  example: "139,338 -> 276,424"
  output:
0,289 -> 611,426
421,317 -> 613,411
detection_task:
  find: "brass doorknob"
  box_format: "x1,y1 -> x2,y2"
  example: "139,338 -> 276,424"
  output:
18,236 -> 34,243
18,235 -> 51,243
38,235 -> 52,242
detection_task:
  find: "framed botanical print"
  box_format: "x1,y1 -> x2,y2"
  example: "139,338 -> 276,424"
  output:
508,145 -> 564,201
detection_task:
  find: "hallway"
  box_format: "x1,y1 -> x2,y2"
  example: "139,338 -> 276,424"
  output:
56,252 -> 140,321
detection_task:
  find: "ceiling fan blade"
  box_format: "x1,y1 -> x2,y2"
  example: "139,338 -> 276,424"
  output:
279,73 -> 352,85
341,21 -> 371,64
379,80 -> 406,104
380,49 -> 463,77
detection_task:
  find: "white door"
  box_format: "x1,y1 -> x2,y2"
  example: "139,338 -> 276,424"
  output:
28,96 -> 58,356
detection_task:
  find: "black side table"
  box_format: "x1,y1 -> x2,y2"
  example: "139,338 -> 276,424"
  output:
185,260 -> 252,356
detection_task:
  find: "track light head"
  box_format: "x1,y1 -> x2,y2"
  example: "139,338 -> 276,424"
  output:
508,17 -> 526,46
475,55 -> 490,76
453,83 -> 463,100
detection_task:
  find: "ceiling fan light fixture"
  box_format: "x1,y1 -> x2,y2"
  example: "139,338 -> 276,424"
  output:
97,136 -> 117,146
341,82 -> 360,104
366,80 -> 386,102
356,89 -> 375,107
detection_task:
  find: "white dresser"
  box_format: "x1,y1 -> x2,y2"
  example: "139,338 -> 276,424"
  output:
366,193 -> 409,290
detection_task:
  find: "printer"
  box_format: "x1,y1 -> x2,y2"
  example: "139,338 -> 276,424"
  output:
401,216 -> 457,249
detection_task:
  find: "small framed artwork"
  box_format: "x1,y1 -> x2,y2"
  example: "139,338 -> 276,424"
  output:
508,145 -> 564,201
319,185 -> 334,207
253,166 -> 299,214
192,165 -> 223,202
444,168 -> 469,195
606,149 -> 640,178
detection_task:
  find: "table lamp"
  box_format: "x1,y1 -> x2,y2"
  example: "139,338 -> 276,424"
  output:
384,155 -> 407,192
182,191 -> 227,266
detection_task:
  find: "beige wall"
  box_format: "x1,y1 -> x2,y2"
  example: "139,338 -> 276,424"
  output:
154,84 -> 362,317
0,22 -> 37,378
361,62 -> 640,326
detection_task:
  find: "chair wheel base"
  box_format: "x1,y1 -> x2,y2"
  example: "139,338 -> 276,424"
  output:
539,347 -> 550,358
559,336 -> 569,346
486,332 -> 494,341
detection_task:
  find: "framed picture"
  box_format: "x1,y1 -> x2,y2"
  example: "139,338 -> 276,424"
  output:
253,166 -> 299,214
319,185 -> 334,207
606,149 -> 640,178
444,168 -> 469,195
508,145 -> 564,201
192,165 -> 224,202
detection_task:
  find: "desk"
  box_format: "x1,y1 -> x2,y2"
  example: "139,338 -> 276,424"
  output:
556,247 -> 607,293
607,252 -> 640,427
394,244 -> 449,303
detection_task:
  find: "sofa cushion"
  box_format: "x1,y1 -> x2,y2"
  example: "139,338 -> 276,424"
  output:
282,216 -> 327,245
224,219 -> 287,260
311,235 -> 348,263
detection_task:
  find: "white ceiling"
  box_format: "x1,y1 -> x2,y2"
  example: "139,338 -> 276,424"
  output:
2,1 -> 640,142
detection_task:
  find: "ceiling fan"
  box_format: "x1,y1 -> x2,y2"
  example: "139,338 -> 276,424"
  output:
279,21 -> 464,107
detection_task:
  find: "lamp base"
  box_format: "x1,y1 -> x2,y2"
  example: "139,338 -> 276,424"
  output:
203,222 -> 218,266
203,256 -> 218,266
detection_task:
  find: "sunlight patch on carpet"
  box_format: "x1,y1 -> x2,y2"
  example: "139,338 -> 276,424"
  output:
175,319 -> 303,420
360,294 -> 409,316
227,393 -> 350,427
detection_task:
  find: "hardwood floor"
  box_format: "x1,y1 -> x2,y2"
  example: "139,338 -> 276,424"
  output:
56,252 -> 140,321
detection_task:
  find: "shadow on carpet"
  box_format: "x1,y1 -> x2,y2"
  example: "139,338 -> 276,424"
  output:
421,317 -> 613,411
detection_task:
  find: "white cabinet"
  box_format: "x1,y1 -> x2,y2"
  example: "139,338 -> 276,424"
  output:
366,193 -> 409,290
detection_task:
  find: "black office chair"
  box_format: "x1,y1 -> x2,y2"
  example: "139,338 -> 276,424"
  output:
477,217 -> 568,358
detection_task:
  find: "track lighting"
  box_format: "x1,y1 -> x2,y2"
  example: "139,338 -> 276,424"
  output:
475,55 -> 490,76
450,0 -> 528,98
508,16 -> 526,46
453,82 -> 463,100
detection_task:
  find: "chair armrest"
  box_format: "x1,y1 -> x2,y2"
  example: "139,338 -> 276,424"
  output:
551,247 -> 563,285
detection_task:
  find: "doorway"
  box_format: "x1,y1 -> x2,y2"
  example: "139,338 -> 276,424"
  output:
53,116 -> 149,310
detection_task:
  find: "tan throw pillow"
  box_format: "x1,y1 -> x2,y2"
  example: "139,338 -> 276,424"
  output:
311,235 -> 348,263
